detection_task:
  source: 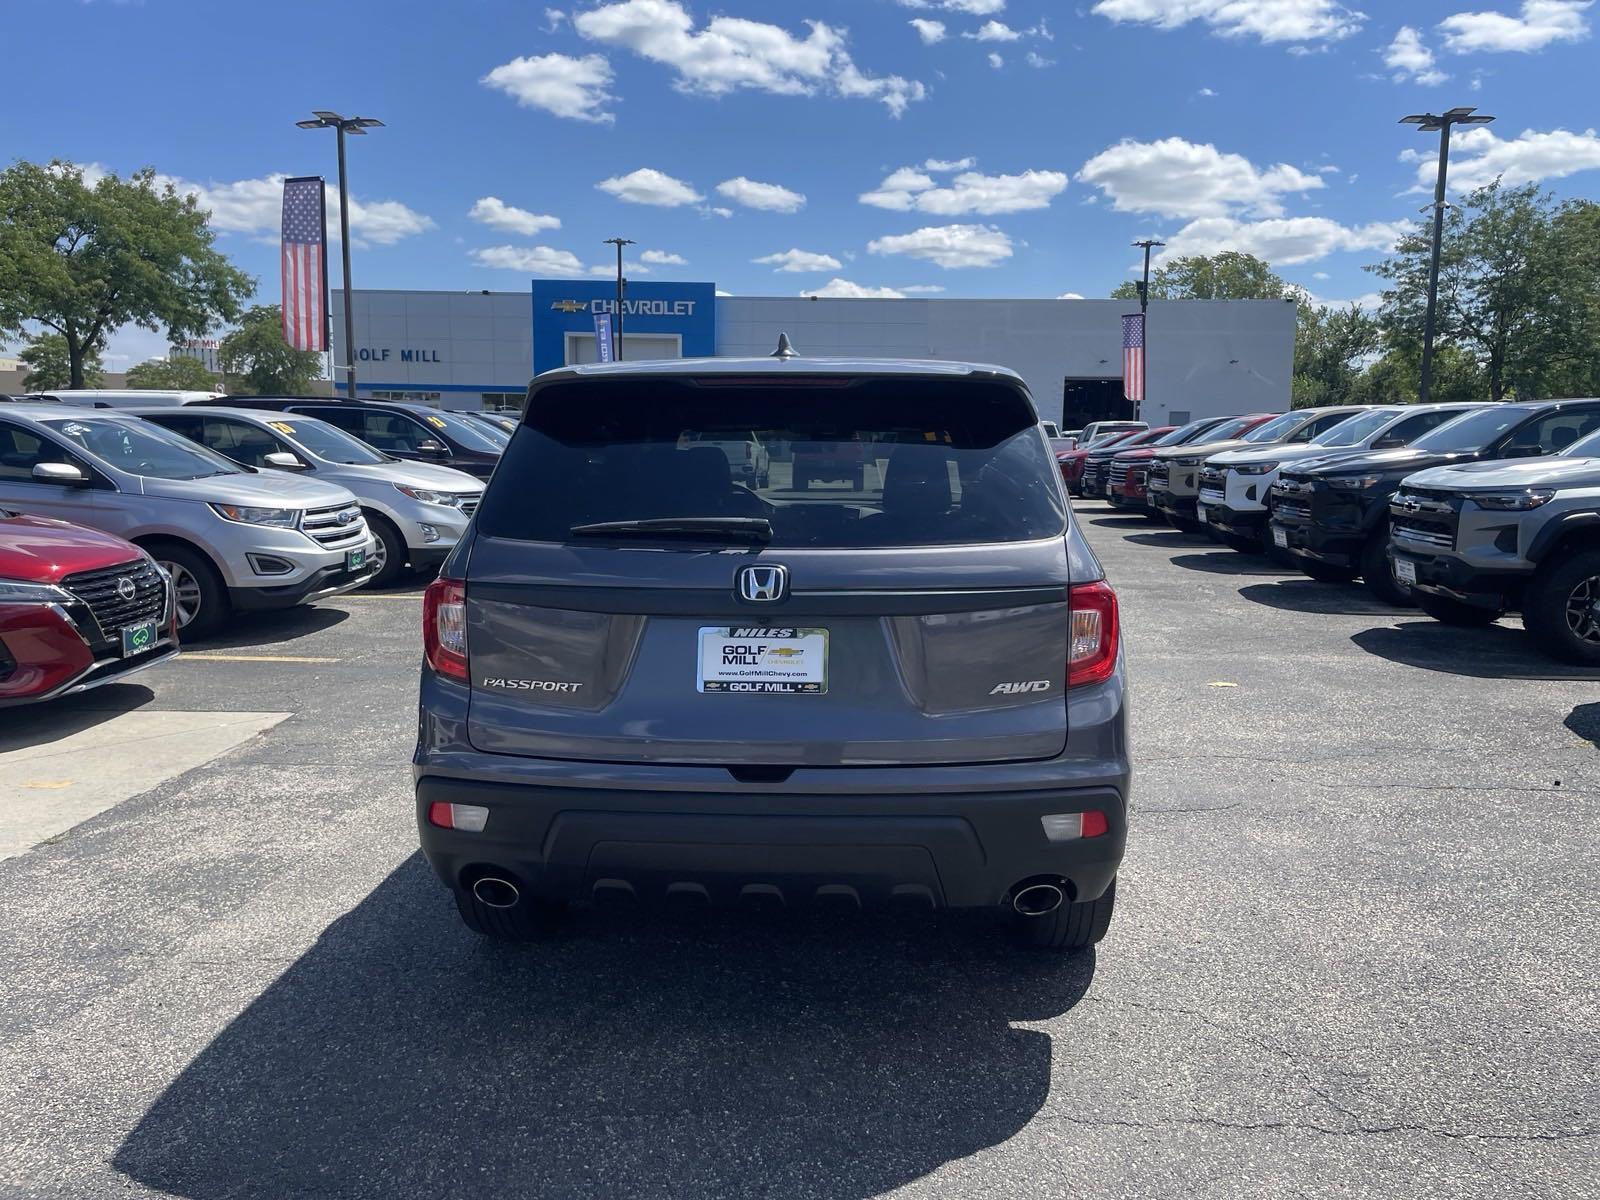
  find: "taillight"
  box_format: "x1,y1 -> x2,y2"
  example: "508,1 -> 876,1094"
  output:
1067,580 -> 1119,687
423,576 -> 468,680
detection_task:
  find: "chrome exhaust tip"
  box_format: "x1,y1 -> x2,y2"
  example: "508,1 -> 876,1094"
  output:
471,876 -> 521,909
1011,882 -> 1065,917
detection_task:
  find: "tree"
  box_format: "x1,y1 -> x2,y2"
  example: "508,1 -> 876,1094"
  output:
1368,181 -> 1600,401
125,355 -> 220,390
0,160 -> 254,389
220,306 -> 324,395
1292,303 -> 1382,408
20,332 -> 102,390
1111,251 -> 1294,301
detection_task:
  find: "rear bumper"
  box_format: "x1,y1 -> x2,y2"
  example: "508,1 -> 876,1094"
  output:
415,776 -> 1126,911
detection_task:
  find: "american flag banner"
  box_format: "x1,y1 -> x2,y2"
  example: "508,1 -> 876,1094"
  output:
1121,313 -> 1145,404
280,177 -> 328,352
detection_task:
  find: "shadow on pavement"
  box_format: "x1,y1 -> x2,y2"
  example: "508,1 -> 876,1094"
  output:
115,855 -> 1095,1199
1564,703 -> 1600,748
0,683 -> 156,753
1350,622 -> 1600,682
1166,552 -> 1288,578
1123,531 -> 1198,549
1239,580 -> 1416,618
188,604 -> 350,650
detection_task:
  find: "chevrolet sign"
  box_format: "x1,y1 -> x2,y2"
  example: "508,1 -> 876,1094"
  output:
550,300 -> 589,313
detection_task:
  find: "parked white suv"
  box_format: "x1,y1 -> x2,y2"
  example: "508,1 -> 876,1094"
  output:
131,407 -> 483,587
0,406 -> 375,636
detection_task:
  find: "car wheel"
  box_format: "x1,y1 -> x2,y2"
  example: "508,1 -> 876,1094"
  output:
453,883 -> 566,942
1416,592 -> 1501,627
364,512 -> 408,588
1018,878 -> 1116,953
153,544 -> 228,640
1523,548 -> 1600,666
1360,527 -> 1415,606
1300,560 -> 1358,583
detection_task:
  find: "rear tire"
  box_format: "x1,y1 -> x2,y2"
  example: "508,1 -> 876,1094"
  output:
1018,879 -> 1116,952
1360,526 -> 1415,606
1300,560 -> 1358,583
1416,592 -> 1500,627
364,512 -> 408,589
1522,548 -> 1600,666
151,543 -> 229,640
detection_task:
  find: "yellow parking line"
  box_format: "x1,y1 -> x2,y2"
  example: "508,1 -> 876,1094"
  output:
340,594 -> 423,601
180,654 -> 341,664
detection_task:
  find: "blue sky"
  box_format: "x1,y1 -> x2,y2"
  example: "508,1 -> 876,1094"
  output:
5,0 -> 1598,369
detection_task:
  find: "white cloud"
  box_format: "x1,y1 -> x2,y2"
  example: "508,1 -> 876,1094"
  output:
481,52 -> 617,124
924,156 -> 977,171
987,51 -> 1005,66
472,244 -> 588,274
544,7 -> 566,30
966,20 -> 1022,40
1407,125 -> 1600,191
706,205 -> 735,218
867,224 -> 1014,268
1197,86 -> 1219,96
1026,50 -> 1055,66
894,0 -> 1006,12
1313,270 -> 1331,279
715,176 -> 806,213
1155,216 -> 1410,265
1091,0 -> 1365,43
596,167 -> 704,206
1057,292 -> 1085,299
468,196 -> 561,236
573,0 -> 928,117
861,163 -> 1068,214
800,278 -> 906,299
1384,26 -> 1449,84
1438,1 -> 1592,53
154,171 -> 432,246
900,284 -> 947,293
1077,137 -> 1324,218
754,248 -> 844,272
640,249 -> 687,265
909,18 -> 947,42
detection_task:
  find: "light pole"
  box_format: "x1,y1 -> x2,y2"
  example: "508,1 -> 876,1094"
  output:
603,237 -> 634,361
1131,239 -> 1163,421
296,111 -> 384,397
1400,106 -> 1494,403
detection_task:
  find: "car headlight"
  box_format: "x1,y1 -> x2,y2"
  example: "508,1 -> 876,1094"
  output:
394,483 -> 465,506
209,503 -> 301,528
0,578 -> 72,605
1174,457 -> 1202,467
1464,489 -> 1556,511
1232,462 -> 1279,476
1324,475 -> 1383,490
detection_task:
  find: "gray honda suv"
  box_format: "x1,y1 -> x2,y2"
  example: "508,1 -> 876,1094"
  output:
414,351 -> 1131,952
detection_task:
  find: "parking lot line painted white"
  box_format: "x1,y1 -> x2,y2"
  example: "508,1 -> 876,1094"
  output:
0,710 -> 289,859
179,654 -> 341,664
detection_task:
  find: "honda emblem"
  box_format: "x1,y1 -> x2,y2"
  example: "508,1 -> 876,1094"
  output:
737,564 -> 788,603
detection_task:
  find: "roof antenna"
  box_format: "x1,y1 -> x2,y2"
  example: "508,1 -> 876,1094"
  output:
771,332 -> 799,360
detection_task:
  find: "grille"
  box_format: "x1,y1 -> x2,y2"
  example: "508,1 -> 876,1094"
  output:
63,558 -> 167,640
458,496 -> 480,518
1392,519 -> 1454,549
1148,463 -> 1169,489
302,504 -> 369,550
1275,498 -> 1311,520
1198,486 -> 1225,505
1108,462 -> 1130,488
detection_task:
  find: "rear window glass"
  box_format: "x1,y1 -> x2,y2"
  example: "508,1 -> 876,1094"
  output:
476,376 -> 1067,548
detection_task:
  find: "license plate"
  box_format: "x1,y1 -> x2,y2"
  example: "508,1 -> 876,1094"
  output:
1395,557 -> 1417,586
121,619 -> 158,657
1272,526 -> 1288,549
346,547 -> 367,571
698,627 -> 827,694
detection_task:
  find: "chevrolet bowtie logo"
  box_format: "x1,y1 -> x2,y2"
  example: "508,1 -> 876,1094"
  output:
550,300 -> 588,313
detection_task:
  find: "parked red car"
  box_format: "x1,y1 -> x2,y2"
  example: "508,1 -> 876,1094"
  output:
1057,430 -> 1145,495
0,510 -> 178,707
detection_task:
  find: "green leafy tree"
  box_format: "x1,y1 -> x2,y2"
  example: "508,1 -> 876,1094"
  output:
125,355 -> 220,390
0,160 -> 254,388
1368,181 -> 1599,400
1111,250 -> 1294,302
19,331 -> 102,390
220,305 -> 323,395
1292,303 -> 1382,408
1351,344 -> 1486,405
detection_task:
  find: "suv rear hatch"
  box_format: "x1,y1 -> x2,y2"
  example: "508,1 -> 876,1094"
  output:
463,370 -> 1075,767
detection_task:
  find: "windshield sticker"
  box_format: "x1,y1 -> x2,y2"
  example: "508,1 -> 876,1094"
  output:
425,415 -> 447,429
268,421 -> 297,435
62,422 -> 91,437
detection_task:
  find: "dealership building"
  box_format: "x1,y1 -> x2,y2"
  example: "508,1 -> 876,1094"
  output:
330,281 -> 1296,429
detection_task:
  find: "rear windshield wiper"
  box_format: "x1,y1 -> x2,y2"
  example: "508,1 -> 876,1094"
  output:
569,517 -> 773,542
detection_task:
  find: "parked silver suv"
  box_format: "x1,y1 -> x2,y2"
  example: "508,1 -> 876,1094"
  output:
0,406 -> 375,636
415,353 -> 1131,953
131,406 -> 483,587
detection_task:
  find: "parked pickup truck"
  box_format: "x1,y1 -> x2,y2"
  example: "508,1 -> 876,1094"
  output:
1390,418 -> 1600,664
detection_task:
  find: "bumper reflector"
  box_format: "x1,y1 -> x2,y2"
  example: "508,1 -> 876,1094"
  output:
1041,811 -> 1109,841
427,801 -> 489,832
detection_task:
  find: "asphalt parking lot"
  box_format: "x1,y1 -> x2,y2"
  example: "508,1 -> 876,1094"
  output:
1,507 -> 1596,1199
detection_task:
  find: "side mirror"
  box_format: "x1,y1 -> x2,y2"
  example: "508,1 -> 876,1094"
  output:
263,451 -> 308,471
1503,445 -> 1543,459
32,462 -> 87,486
416,439 -> 448,459
1372,435 -> 1405,450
